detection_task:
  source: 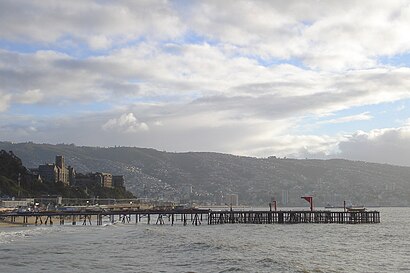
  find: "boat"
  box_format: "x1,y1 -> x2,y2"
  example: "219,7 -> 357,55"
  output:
346,207 -> 366,212
325,201 -> 365,211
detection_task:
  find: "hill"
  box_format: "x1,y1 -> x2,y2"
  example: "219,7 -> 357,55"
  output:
0,148 -> 134,199
0,141 -> 409,206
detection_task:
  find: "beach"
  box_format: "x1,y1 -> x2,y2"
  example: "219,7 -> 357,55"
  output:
0,220 -> 23,227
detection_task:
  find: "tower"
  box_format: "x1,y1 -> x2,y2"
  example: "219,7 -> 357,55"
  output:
56,155 -> 65,169
55,155 -> 69,185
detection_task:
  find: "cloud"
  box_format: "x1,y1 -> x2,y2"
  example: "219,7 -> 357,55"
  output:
0,102 -> 408,168
14,89 -> 44,104
88,35 -> 112,50
185,0 -> 410,70
1,39 -> 410,117
319,112 -> 373,124
338,127 -> 410,166
0,0 -> 183,47
5,125 -> 37,134
2,1 -> 410,166
102,113 -> 149,133
0,106 -> 323,158
0,49 -> 137,105
0,91 -> 12,111
2,1 -> 410,71
230,132 -> 342,159
0,42 -> 409,163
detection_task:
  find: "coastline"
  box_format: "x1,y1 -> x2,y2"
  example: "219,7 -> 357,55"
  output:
0,220 -> 25,228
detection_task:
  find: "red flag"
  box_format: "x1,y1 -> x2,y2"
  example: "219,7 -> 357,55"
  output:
301,196 -> 314,211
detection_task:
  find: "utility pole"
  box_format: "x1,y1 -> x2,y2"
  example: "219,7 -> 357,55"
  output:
18,173 -> 21,198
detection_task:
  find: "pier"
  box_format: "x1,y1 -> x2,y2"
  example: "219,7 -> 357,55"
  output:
1,208 -> 380,226
208,210 -> 380,224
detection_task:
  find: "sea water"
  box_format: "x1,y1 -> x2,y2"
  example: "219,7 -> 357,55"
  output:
0,207 -> 409,273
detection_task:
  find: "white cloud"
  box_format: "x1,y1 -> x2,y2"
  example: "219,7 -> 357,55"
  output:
181,0 -> 410,70
231,131 -> 342,159
153,121 -> 163,126
0,91 -> 11,112
0,0 -> 184,47
102,113 -> 149,133
15,89 -> 44,104
2,1 -> 410,71
88,35 -> 112,50
1,13 -> 410,115
319,112 -> 373,124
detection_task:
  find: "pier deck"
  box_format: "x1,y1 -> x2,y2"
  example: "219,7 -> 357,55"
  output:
1,209 -> 380,226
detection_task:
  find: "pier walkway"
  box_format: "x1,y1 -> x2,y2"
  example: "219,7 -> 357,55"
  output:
1,209 -> 380,226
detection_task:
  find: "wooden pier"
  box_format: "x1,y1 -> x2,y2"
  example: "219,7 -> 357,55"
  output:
0,208 -> 380,226
207,210 -> 380,224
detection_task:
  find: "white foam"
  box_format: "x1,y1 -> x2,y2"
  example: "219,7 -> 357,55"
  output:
0,226 -> 50,244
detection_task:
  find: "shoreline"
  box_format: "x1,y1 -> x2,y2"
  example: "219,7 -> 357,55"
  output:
0,220 -> 26,228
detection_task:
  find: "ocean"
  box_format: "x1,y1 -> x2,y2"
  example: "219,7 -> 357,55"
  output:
0,207 -> 409,273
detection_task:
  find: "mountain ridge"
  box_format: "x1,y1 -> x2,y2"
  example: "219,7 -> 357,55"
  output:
0,141 -> 409,206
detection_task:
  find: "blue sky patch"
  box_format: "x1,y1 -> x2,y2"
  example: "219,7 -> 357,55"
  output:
379,53 -> 410,67
299,99 -> 410,135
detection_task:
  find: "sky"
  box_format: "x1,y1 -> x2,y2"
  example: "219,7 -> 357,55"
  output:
2,0 -> 410,166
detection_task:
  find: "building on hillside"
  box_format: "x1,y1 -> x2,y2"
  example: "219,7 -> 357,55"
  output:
75,172 -> 113,188
38,164 -> 58,183
98,172 -> 112,188
112,175 -> 125,189
24,171 -> 42,184
34,155 -> 124,191
75,173 -> 95,188
55,155 -> 68,184
68,166 -> 76,186
37,155 -> 75,186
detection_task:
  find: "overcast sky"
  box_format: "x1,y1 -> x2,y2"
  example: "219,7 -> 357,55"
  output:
1,0 -> 410,165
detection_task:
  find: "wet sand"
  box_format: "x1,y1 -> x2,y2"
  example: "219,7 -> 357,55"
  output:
0,220 -> 24,227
